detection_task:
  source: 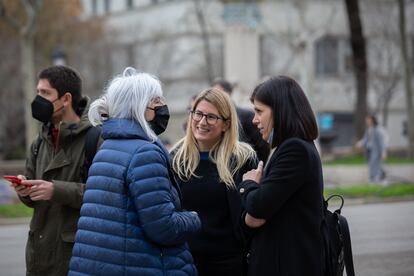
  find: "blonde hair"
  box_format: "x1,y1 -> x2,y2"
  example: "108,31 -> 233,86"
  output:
171,88 -> 256,188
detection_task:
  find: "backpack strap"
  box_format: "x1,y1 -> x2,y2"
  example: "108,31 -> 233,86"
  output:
339,214 -> 355,276
84,126 -> 102,171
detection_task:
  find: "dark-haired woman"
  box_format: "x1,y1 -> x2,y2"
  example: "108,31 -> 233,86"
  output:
240,76 -> 325,275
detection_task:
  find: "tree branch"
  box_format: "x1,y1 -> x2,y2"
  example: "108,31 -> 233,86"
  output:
0,0 -> 21,31
19,0 -> 43,37
193,0 -> 214,83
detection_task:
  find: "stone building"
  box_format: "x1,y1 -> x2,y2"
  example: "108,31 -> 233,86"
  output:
80,0 -> 413,152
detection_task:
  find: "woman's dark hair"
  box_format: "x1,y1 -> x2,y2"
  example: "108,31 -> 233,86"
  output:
250,76 -> 319,147
38,65 -> 82,114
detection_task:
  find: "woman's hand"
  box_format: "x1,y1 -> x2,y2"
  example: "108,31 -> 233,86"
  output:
245,213 -> 266,228
242,161 -> 263,183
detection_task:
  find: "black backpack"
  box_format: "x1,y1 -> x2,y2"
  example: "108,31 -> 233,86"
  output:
33,126 -> 102,182
321,195 -> 355,276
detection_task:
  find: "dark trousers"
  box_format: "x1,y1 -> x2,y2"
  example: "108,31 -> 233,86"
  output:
192,252 -> 243,276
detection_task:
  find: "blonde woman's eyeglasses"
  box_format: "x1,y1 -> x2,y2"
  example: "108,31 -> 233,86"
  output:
190,110 -> 226,125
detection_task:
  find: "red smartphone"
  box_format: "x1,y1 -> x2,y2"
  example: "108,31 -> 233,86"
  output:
3,175 -> 32,187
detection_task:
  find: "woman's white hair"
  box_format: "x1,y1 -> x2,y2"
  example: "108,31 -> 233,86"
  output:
88,67 -> 162,141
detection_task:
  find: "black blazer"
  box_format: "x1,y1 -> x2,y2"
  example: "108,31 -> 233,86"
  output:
236,107 -> 270,163
240,137 -> 324,276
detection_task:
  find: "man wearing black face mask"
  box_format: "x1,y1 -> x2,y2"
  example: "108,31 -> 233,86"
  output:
10,66 -> 102,276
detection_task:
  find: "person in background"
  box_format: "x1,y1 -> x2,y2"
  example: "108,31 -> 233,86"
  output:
356,114 -> 387,183
171,88 -> 257,276
10,65 -> 100,276
240,76 -> 324,275
69,67 -> 200,276
212,78 -> 270,163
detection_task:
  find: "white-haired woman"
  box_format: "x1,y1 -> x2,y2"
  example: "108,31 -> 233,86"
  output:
69,67 -> 201,276
171,88 -> 257,276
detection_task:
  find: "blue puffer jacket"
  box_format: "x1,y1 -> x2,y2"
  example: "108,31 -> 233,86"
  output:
69,118 -> 201,276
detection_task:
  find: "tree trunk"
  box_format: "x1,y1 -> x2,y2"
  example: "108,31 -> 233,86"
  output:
344,0 -> 368,141
193,0 -> 214,84
398,0 -> 414,158
21,35 -> 38,153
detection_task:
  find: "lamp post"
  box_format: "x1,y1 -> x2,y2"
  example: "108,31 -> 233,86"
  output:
52,46 -> 67,66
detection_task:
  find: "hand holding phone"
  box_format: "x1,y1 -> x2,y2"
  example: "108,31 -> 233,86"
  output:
3,175 -> 32,187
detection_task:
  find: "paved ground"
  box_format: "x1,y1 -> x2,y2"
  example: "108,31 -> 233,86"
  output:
344,200 -> 414,275
0,201 -> 413,275
0,223 -> 26,276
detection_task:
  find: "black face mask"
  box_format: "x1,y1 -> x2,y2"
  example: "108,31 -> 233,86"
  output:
31,95 -> 61,124
149,105 -> 170,135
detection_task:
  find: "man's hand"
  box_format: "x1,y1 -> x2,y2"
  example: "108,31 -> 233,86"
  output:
10,175 -> 31,197
242,161 -> 264,183
25,180 -> 54,201
245,213 -> 266,228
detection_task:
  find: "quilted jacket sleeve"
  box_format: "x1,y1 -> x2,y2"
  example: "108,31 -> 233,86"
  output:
128,143 -> 201,246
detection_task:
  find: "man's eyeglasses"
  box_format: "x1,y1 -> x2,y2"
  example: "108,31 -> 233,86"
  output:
190,110 -> 226,125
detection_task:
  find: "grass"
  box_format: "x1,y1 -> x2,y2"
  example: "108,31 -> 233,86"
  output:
324,183 -> 414,198
0,184 -> 413,218
0,203 -> 32,218
324,155 -> 414,165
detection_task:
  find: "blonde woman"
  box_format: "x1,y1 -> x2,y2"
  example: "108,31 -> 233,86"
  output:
171,88 -> 257,276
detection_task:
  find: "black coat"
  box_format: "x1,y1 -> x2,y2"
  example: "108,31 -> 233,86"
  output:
240,137 -> 324,276
236,107 -> 270,163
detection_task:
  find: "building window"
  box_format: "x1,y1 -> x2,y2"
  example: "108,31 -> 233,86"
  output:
315,36 -> 353,77
126,0 -> 133,9
104,0 -> 111,14
315,36 -> 339,76
342,41 -> 353,74
91,0 -> 97,16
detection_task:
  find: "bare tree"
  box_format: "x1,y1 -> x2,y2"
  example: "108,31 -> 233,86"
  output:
370,41 -> 400,127
0,0 -> 43,153
260,0 -> 339,105
0,0 -> 104,158
193,0 -> 214,84
0,37 -> 25,159
398,0 -> 414,158
368,3 -> 401,127
344,0 -> 368,141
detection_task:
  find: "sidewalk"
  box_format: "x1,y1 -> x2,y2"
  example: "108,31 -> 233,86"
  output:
0,217 -> 30,225
323,164 -> 414,186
